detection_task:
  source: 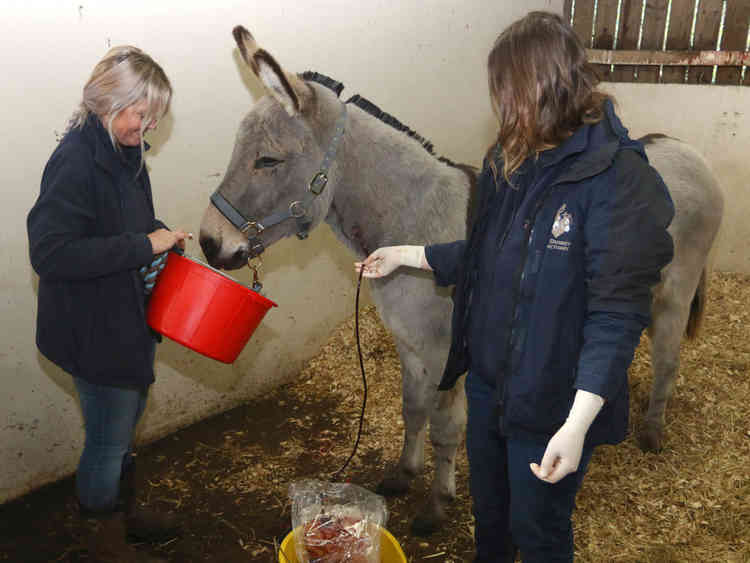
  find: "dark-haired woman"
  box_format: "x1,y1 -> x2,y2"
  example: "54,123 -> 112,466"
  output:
355,11 -> 674,562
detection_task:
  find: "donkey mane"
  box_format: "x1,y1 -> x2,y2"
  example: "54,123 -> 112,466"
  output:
300,71 -> 344,97
300,70 -> 459,167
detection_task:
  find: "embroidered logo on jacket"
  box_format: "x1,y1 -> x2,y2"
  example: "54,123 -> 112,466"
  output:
548,204 -> 572,252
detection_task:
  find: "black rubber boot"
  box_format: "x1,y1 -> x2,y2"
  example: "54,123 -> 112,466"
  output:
120,457 -> 180,541
83,511 -> 167,563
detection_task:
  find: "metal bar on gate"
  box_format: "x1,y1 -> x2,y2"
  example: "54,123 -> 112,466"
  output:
587,48 -> 750,66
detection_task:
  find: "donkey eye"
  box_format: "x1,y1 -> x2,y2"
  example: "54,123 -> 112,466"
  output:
254,156 -> 284,169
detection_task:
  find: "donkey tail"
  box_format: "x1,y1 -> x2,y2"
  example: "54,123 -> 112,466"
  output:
685,269 -> 708,339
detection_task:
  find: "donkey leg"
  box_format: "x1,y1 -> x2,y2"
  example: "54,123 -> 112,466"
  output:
640,303 -> 687,452
411,379 -> 467,536
376,346 -> 431,497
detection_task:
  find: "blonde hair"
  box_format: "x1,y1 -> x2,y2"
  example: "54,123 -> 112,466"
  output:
486,11 -> 611,183
70,45 -> 172,168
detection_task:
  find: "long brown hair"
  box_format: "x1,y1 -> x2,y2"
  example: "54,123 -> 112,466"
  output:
486,11 -> 611,182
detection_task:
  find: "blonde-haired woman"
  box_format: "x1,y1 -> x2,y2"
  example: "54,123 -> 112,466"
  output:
356,11 -> 674,562
28,46 -> 189,562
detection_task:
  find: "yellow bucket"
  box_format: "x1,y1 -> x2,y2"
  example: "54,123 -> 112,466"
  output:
277,526 -> 407,563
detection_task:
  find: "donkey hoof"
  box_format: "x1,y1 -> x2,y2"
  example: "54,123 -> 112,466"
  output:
375,477 -> 410,497
638,425 -> 664,453
411,514 -> 439,537
410,513 -> 443,537
410,495 -> 449,537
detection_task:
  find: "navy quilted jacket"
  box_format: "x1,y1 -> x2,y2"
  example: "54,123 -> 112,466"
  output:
426,101 -> 674,446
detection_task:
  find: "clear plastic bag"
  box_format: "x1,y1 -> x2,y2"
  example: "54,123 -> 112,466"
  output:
287,479 -> 388,563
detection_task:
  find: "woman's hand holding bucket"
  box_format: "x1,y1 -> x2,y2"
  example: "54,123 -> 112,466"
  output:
143,228 -> 193,294
148,228 -> 192,254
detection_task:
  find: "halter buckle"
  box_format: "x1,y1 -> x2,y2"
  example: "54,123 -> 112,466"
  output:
289,201 -> 306,218
241,221 -> 264,238
309,172 -> 328,195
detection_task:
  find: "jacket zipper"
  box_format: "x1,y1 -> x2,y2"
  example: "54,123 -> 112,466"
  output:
477,192 -> 521,371
496,185 -> 559,432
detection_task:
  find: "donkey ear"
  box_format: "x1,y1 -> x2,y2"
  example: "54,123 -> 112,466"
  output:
232,26 -> 311,117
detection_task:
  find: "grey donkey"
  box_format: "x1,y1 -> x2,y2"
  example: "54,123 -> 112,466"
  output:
199,26 -> 723,534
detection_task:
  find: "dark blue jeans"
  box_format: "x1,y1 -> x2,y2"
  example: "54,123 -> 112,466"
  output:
466,372 -> 594,563
73,377 -> 149,513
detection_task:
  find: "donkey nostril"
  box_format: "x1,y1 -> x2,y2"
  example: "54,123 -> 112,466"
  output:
199,235 -> 219,262
231,248 -> 247,265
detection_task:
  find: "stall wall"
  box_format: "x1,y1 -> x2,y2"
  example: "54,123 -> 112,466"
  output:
2,1 -> 747,505
0,0 -> 558,503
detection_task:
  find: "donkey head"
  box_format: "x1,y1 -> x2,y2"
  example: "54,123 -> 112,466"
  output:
199,26 -> 344,270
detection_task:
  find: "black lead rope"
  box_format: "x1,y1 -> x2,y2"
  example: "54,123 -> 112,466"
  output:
331,266 -> 368,482
277,268 -> 366,561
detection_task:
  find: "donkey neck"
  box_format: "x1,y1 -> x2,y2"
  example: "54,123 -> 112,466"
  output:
326,104 -> 472,258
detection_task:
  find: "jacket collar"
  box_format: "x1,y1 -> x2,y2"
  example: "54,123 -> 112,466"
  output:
489,100 -> 642,188
83,114 -> 149,175
541,99 -> 644,185
538,120 -> 590,168
557,100 -> 646,183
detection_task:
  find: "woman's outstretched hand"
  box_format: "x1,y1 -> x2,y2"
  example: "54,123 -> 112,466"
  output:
354,245 -> 429,278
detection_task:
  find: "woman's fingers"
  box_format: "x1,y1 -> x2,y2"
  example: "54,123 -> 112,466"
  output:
173,229 -> 192,248
354,249 -> 386,277
148,229 -> 193,254
354,258 -> 383,277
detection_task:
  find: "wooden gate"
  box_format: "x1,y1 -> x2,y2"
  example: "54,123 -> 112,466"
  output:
563,0 -> 750,85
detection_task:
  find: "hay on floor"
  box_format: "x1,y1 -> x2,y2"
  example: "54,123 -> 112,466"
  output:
285,271 -> 750,562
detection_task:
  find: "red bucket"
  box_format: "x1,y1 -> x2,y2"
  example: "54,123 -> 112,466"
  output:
147,252 -> 277,363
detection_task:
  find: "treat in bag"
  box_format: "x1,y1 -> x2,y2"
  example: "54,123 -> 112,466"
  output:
288,479 -> 388,563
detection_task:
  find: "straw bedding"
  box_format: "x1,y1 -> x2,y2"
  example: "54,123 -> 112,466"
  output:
142,271 -> 748,562
270,270 -> 750,562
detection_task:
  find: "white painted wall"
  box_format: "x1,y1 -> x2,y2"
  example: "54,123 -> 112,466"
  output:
3,1 -> 747,505
0,0 -> 559,503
